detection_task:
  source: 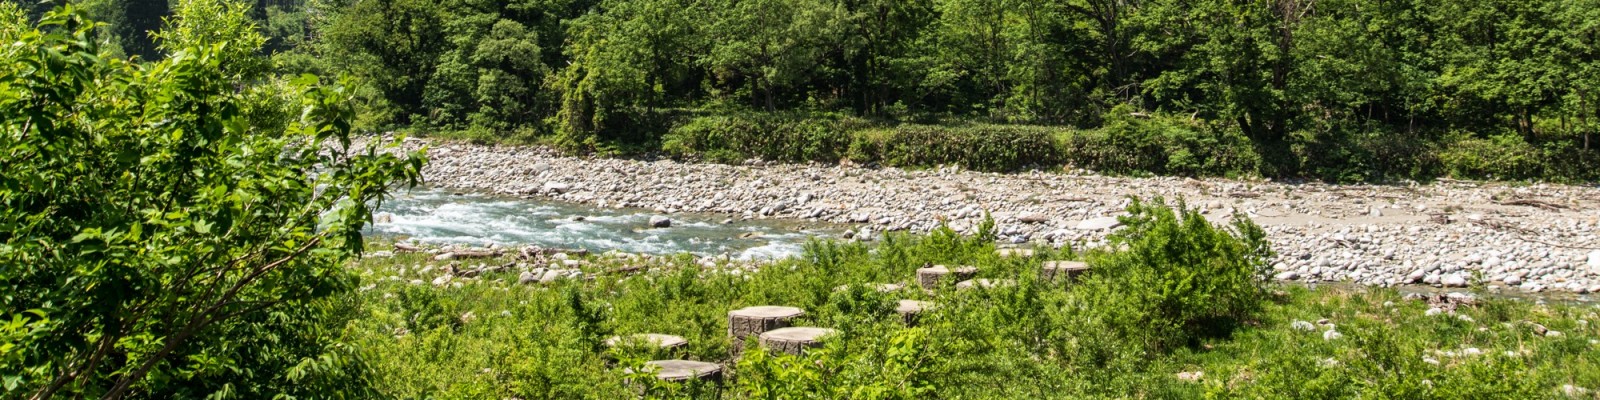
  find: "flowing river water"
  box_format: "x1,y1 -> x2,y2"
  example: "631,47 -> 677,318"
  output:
366,188 -> 843,260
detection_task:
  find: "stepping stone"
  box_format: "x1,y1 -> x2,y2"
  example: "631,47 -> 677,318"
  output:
833,283 -> 904,293
728,306 -> 805,353
1041,261 -> 1090,282
896,300 -> 934,325
758,327 -> 838,355
956,279 -> 1016,290
605,333 -> 688,350
996,248 -> 1035,258
916,265 -> 977,289
632,359 -> 723,383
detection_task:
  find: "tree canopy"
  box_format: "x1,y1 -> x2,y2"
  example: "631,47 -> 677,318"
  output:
0,3 -> 422,398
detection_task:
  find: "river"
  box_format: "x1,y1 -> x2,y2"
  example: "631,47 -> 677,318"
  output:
366,188 -> 842,260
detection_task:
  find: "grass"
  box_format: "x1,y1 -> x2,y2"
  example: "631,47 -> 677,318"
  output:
338,206 -> 1600,399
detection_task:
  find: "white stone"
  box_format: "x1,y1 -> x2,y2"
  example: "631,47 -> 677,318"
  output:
1074,216 -> 1122,231
543,181 -> 572,193
1441,274 -> 1468,287
1291,320 -> 1316,331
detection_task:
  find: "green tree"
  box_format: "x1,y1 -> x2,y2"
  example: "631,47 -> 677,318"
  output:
554,0 -> 705,147
322,0 -> 449,125
0,3 -> 422,398
705,0 -> 849,111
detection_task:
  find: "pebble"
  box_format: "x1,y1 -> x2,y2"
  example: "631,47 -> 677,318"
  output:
1291,320 -> 1316,331
1175,371 -> 1203,382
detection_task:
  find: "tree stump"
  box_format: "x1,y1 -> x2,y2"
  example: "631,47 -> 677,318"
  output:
728,306 -> 805,354
1041,261 -> 1090,282
956,278 -> 1016,290
758,327 -> 837,355
896,300 -> 933,325
605,333 -> 688,351
996,248 -> 1035,258
916,265 -> 977,289
632,359 -> 723,383
833,283 -> 904,293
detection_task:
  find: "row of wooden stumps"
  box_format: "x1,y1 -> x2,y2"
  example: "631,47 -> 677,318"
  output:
622,249 -> 1089,389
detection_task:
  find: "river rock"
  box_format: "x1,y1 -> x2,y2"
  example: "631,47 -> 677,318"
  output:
1017,212 -> 1049,223
517,271 -> 539,285
1441,274 -> 1468,287
1075,216 -> 1122,231
1589,251 -> 1600,272
649,216 -> 672,228
543,181 -> 572,193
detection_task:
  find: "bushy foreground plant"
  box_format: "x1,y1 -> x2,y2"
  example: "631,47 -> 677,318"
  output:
0,4 -> 421,398
1071,198 -> 1273,356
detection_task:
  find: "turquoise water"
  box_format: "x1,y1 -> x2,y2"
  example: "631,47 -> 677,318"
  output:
367,188 -> 841,260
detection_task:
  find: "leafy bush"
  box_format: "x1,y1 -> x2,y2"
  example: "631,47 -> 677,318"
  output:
0,5 -> 420,398
1288,123 -> 1441,183
849,123 -> 1066,171
1060,106 -> 1262,177
1437,133 -> 1551,181
662,111 -> 876,163
1068,198 -> 1273,359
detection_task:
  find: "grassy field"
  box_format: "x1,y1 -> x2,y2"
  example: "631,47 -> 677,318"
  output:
340,202 -> 1600,399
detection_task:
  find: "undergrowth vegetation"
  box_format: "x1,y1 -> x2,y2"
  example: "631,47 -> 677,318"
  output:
340,200 -> 1600,398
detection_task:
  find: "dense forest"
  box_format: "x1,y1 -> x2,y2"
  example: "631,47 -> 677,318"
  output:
24,0 -> 1600,180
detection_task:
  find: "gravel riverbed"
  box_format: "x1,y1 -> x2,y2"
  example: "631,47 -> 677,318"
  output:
377,137 -> 1600,294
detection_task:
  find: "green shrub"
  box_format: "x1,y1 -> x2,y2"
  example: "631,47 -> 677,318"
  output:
662,111 -> 876,163
1068,198 -> 1272,359
848,123 -> 1066,171
1288,123 -> 1441,183
1060,106 -> 1261,177
1437,133 -> 1549,181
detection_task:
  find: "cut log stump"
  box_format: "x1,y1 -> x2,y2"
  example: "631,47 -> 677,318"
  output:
916,265 -> 977,289
896,300 -> 934,325
631,359 -> 723,383
1041,261 -> 1090,282
955,279 -> 1016,290
728,306 -> 805,354
833,283 -> 905,293
996,248 -> 1036,258
605,334 -> 688,351
758,327 -> 838,355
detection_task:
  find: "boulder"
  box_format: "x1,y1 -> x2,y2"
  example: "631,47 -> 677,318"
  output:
543,181 -> 572,194
649,216 -> 673,228
1017,212 -> 1050,223
1075,216 -> 1122,231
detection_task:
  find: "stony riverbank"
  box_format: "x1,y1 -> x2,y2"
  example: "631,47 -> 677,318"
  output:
374,136 -> 1600,293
